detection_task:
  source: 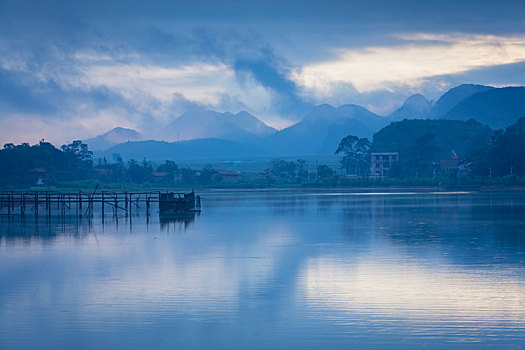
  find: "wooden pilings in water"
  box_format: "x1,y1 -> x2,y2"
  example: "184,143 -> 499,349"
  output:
0,191 -> 198,219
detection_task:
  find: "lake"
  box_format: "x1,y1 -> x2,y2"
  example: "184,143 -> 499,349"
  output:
0,190 -> 524,349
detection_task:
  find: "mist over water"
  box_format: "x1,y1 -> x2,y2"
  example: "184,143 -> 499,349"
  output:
0,190 -> 524,349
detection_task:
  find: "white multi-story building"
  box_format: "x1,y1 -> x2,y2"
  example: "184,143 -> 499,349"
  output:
370,152 -> 399,177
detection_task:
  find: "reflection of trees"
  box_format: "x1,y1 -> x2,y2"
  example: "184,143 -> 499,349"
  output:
316,194 -> 339,213
339,192 -> 524,264
263,191 -> 307,216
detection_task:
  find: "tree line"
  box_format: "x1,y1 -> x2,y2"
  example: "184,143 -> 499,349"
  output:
2,117 -> 525,189
335,117 -> 525,179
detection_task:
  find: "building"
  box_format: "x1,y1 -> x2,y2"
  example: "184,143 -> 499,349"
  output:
440,159 -> 459,171
370,152 -> 399,177
30,167 -> 48,186
440,150 -> 460,172
151,171 -> 169,182
216,170 -> 241,183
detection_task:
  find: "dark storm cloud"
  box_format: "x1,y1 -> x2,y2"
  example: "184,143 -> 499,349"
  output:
0,68 -> 57,114
234,58 -> 313,117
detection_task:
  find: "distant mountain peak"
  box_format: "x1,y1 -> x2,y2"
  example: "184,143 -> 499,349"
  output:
162,109 -> 275,142
404,93 -> 429,105
107,126 -> 137,133
388,94 -> 432,120
443,86 -> 525,129
222,111 -> 276,136
84,127 -> 143,152
432,84 -> 494,117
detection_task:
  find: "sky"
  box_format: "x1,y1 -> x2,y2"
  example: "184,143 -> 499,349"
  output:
1,0 -> 525,144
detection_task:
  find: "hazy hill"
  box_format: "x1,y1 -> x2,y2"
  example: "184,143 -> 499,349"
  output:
432,84 -> 494,117
161,110 -> 274,142
444,87 -> 525,129
101,138 -> 273,161
222,111 -> 276,136
388,94 -> 432,120
84,127 -> 143,151
264,104 -> 388,156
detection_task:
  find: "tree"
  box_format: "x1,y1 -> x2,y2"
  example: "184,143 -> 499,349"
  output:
127,159 -> 152,183
157,160 -> 178,174
181,168 -> 197,183
60,140 -> 93,161
296,159 -> 308,181
270,159 -> 297,178
199,165 -> 217,185
407,132 -> 438,177
335,135 -> 371,176
317,164 -> 334,179
477,117 -> 525,176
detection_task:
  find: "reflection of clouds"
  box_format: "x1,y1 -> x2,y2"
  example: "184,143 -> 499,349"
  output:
78,227 -> 295,318
0,224 -> 297,321
84,255 -> 240,315
301,257 -> 525,323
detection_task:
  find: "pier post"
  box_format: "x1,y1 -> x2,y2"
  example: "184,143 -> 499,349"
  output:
34,193 -> 38,217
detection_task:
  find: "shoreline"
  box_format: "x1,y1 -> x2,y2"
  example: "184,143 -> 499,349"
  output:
14,184 -> 525,193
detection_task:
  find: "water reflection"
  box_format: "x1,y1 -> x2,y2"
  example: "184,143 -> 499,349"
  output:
159,211 -> 197,231
0,190 -> 524,349
0,203 -> 198,241
301,257 -> 525,340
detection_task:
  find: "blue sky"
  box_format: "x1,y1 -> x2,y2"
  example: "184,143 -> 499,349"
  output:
1,0 -> 525,144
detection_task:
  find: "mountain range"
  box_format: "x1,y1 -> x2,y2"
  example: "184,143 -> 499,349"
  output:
159,110 -> 276,143
84,127 -> 144,152
103,138 -> 272,161
86,84 -> 525,160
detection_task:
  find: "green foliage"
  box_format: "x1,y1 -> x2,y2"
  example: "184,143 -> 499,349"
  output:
270,159 -> 297,178
127,159 -> 153,183
267,159 -> 313,184
0,140 -> 94,188
157,160 -> 178,174
471,117 -> 525,176
181,168 -> 197,184
373,119 -> 492,178
60,140 -> 93,161
335,135 -> 371,175
317,164 -> 334,179
198,165 -> 217,185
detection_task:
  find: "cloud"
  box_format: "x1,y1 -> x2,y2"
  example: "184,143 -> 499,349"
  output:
0,68 -> 57,114
294,33 -> 525,95
2,8 -> 525,144
234,58 -> 312,117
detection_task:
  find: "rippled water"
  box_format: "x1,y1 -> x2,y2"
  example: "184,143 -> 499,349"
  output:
0,190 -> 524,349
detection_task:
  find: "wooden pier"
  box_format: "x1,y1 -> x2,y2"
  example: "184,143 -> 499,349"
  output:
0,190 -> 200,218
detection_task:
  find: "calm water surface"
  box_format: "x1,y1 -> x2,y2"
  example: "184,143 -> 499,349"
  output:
0,190 -> 524,349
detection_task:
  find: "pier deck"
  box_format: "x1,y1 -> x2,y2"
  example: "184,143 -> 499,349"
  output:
0,190 -> 198,217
